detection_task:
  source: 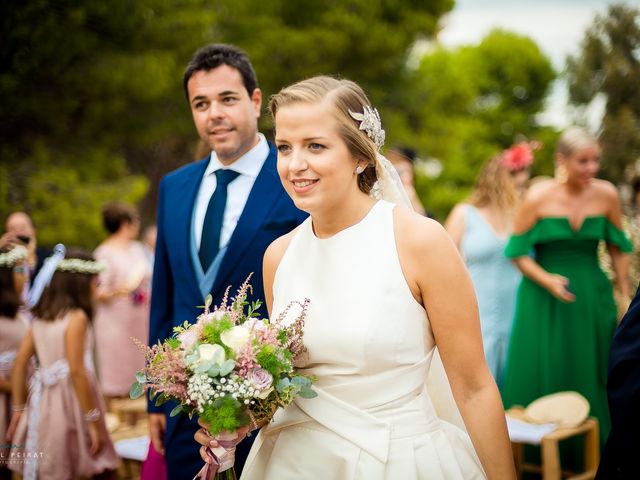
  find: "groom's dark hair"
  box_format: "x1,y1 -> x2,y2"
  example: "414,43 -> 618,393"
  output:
183,44 -> 258,99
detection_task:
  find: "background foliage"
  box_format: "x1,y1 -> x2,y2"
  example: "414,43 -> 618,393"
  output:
405,29 -> 556,218
566,2 -> 640,183
3,0 -> 631,245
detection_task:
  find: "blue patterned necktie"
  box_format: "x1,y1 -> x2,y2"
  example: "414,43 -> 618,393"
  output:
199,169 -> 240,271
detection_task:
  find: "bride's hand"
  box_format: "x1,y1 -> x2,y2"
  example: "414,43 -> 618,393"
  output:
194,418 -> 251,464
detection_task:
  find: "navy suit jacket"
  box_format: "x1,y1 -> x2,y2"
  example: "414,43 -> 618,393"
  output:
597,283 -> 640,479
148,143 -> 306,441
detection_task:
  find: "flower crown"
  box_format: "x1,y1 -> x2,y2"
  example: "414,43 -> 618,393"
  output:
349,106 -> 385,149
56,258 -> 106,275
0,245 -> 28,268
501,141 -> 542,172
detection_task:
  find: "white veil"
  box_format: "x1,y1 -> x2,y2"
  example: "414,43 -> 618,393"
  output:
374,159 -> 466,430
370,153 -> 413,209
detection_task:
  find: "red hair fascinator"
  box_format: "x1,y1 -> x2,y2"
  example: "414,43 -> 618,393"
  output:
501,141 -> 542,172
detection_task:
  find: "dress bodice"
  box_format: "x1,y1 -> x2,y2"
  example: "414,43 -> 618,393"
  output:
461,205 -> 509,266
505,216 -> 632,269
32,314 -> 94,369
94,241 -> 152,300
460,205 -> 520,318
272,200 -> 431,388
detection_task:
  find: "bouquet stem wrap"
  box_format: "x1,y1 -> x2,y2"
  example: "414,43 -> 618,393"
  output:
193,431 -> 240,480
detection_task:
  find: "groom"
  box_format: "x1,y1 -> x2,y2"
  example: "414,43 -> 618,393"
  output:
148,44 -> 306,480
597,284 -> 640,479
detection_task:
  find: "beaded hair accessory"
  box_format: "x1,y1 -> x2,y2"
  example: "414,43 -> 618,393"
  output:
349,106 -> 386,149
348,105 -> 413,209
0,245 -> 28,267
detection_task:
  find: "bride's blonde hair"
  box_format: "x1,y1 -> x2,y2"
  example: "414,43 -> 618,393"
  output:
269,76 -> 378,194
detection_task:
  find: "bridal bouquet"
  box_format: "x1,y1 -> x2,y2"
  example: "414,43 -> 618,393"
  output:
130,277 -> 315,479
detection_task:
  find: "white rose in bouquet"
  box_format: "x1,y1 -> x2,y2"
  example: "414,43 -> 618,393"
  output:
197,344 -> 226,366
220,325 -> 251,353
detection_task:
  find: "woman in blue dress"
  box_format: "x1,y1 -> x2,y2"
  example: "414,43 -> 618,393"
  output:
445,143 -> 535,388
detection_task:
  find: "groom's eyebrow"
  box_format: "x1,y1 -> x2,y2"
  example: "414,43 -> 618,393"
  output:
218,90 -> 240,97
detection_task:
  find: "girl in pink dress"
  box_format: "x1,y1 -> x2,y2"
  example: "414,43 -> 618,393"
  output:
0,246 -> 29,479
7,247 -> 119,480
94,202 -> 150,399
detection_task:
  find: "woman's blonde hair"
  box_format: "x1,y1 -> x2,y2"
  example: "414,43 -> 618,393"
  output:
269,76 -> 378,194
468,155 -> 519,216
556,126 -> 598,158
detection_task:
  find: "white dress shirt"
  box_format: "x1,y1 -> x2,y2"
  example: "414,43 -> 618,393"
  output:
193,134 -> 269,251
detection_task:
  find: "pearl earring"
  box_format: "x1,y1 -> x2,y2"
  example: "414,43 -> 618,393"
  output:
355,165 -> 365,174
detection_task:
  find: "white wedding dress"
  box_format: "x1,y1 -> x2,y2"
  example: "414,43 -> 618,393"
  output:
241,201 -> 486,479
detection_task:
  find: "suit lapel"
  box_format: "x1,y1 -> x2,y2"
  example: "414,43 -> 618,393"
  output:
170,158 -> 208,298
212,145 -> 281,294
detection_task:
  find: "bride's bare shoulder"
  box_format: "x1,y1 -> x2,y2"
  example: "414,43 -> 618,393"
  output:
393,206 -> 451,251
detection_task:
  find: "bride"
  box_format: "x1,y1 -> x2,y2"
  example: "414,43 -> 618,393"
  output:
195,76 -> 515,479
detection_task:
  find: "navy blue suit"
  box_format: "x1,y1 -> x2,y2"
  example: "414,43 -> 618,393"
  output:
596,283 -> 640,479
149,143 -> 306,479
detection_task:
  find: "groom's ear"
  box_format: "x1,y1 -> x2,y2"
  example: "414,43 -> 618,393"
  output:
251,88 -> 262,118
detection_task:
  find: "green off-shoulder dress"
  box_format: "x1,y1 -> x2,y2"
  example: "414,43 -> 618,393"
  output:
502,216 -> 632,451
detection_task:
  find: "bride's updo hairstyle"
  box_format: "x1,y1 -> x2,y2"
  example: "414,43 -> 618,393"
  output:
269,76 -> 378,194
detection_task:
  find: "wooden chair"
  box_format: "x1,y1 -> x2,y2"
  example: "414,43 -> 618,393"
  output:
109,397 -> 148,426
507,407 -> 600,480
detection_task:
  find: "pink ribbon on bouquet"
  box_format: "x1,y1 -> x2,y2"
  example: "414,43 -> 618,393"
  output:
193,431 -> 241,480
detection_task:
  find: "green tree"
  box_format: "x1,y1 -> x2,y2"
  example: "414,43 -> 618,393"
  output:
566,2 -> 640,182
213,0 -> 454,129
407,29 -> 556,219
0,0 -> 217,247
1,0 -> 454,247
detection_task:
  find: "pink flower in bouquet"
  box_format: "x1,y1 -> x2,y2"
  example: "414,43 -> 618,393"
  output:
243,318 -> 267,332
197,310 -> 227,328
248,368 -> 274,399
178,329 -> 199,350
247,368 -> 272,390
235,344 -> 259,377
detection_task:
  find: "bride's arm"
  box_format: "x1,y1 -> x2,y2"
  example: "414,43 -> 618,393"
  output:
395,208 -> 516,480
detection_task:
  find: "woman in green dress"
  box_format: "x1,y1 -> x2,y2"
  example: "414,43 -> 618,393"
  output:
502,127 -> 632,453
